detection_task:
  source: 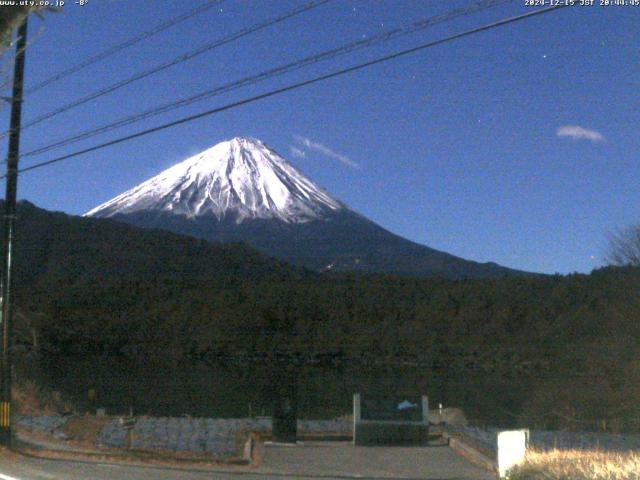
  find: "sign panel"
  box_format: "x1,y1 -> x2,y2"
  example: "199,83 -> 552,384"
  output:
360,395 -> 423,422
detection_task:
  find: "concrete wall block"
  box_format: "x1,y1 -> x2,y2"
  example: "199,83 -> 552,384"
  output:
354,422 -> 429,446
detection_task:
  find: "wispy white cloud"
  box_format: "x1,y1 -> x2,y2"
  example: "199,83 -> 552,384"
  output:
556,125 -> 605,143
289,146 -> 306,159
294,135 -> 358,168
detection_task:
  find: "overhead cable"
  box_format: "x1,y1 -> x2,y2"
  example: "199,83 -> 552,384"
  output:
10,5 -> 568,178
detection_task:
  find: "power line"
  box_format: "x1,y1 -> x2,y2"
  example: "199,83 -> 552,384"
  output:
8,4 -> 568,179
22,0 -> 514,159
23,0 -> 225,95
4,0 -> 331,138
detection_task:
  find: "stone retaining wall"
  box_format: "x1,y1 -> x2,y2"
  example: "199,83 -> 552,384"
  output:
15,414 -> 70,439
96,417 -> 351,456
530,430 -> 640,452
16,414 -> 351,457
444,424 -> 640,453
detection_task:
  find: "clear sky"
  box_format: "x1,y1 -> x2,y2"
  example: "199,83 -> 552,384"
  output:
1,0 -> 637,274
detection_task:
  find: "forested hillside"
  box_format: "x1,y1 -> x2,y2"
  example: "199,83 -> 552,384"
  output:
8,201 -> 640,431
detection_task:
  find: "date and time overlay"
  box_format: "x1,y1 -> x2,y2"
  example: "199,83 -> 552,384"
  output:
526,0 -> 639,6
4,0 -> 640,9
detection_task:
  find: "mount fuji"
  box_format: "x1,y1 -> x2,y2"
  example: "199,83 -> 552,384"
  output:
87,137 -> 525,278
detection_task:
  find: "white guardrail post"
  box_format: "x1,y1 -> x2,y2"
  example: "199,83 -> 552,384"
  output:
496,429 -> 529,478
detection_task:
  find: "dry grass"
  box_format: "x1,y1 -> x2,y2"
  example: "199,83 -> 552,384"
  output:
12,380 -> 75,415
509,448 -> 640,480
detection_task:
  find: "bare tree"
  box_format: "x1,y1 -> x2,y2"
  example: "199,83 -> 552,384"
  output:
606,224 -> 640,266
0,7 -> 31,53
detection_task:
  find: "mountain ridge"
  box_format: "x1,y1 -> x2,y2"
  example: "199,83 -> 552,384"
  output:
87,137 -> 531,279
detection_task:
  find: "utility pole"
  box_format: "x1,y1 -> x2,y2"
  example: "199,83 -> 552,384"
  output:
0,16 -> 28,447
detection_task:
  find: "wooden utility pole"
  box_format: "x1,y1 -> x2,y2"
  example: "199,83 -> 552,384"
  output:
0,16 -> 28,446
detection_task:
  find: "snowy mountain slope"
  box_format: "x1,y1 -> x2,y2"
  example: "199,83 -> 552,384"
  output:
87,137 -> 529,278
86,137 -> 342,223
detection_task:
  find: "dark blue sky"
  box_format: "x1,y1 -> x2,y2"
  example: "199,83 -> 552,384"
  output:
2,0 -> 638,274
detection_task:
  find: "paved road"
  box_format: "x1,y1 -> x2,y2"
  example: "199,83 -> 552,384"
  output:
0,442 -> 494,480
0,453 -> 278,480
260,442 -> 494,479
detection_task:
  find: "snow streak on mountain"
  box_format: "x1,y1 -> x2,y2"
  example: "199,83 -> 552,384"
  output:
86,137 -> 343,223
87,136 -> 529,278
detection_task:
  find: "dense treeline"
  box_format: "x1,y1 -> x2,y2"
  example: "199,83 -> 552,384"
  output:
8,201 -> 640,431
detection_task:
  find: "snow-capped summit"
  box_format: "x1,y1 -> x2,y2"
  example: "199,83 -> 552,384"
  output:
86,137 -> 343,223
86,136 -> 527,278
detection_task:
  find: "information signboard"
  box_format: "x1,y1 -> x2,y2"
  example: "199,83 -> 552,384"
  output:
353,393 -> 429,445
360,396 -> 423,422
